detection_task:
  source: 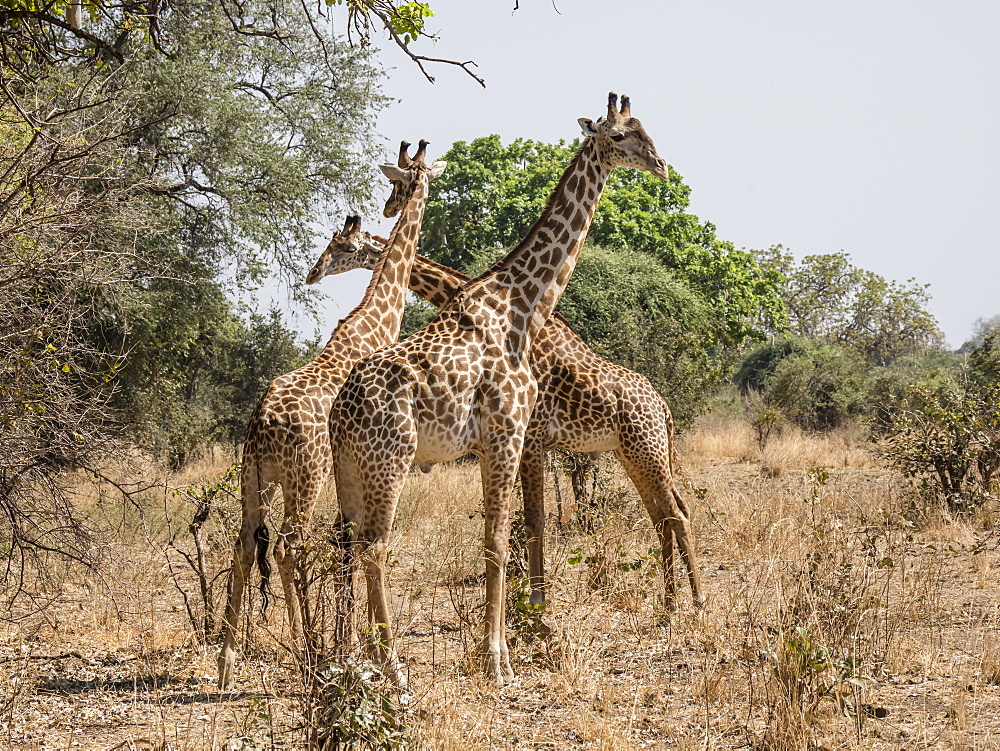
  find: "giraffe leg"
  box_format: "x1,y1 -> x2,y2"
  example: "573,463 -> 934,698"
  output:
479,439 -> 522,684
356,476 -> 408,690
218,458 -> 276,690
617,442 -> 703,611
660,509 -> 678,612
328,514 -> 357,650
519,441 -> 547,607
623,470 -> 678,612
332,447 -> 366,650
359,533 -> 406,688
272,472 -> 327,653
671,484 -> 704,609
351,432 -> 416,690
333,366 -> 421,691
272,520 -> 303,646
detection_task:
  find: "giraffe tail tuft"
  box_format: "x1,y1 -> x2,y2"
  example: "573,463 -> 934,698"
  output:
254,524 -> 272,618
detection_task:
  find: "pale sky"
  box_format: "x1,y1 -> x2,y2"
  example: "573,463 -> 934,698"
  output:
307,0 -> 1000,348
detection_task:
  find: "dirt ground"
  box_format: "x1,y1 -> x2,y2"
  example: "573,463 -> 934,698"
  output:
3,426 -> 1000,750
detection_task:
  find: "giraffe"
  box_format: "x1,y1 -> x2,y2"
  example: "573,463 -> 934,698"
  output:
217,141 -> 446,690
329,93 -> 671,687
308,252 -> 704,614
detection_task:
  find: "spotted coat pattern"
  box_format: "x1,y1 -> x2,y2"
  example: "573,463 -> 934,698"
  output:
217,146 -> 444,690
328,94 -> 674,687
313,249 -> 704,612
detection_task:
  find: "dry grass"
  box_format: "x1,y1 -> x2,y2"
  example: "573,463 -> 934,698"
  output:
681,414 -> 876,472
5,419 -> 1000,749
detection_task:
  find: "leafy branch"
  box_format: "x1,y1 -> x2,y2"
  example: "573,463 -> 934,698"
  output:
0,0 -> 487,86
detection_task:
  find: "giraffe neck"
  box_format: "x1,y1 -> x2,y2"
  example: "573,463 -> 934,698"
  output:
314,173 -> 430,367
465,137 -> 610,354
365,240 -> 469,310
404,253 -> 586,353
407,254 -> 469,308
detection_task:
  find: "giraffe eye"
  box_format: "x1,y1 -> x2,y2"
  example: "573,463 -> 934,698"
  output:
610,133 -> 626,143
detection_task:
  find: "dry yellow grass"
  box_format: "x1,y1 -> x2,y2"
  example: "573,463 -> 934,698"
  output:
680,414 -> 876,471
4,418 -> 1000,749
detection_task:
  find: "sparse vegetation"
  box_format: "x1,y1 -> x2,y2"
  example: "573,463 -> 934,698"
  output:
4,421 -> 1000,748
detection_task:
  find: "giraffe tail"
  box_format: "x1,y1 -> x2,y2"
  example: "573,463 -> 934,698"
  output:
662,402 -> 694,518
254,524 -> 273,617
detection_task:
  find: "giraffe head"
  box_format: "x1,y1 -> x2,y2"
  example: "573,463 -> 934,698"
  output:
578,92 -> 669,179
378,139 -> 447,218
305,215 -> 383,285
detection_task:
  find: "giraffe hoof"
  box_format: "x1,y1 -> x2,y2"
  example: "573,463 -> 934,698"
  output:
476,650 -> 516,685
217,651 -> 237,691
218,671 -> 237,691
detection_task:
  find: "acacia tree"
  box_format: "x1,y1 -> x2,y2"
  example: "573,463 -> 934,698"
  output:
0,0 -> 395,598
0,96 -> 160,600
759,246 -> 944,366
36,0 -> 388,448
734,248 -> 947,435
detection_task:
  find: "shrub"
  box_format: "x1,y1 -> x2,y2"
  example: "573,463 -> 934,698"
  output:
734,338 -> 808,394
310,657 -> 408,750
735,338 -> 869,432
877,381 -> 1000,513
864,351 -> 962,435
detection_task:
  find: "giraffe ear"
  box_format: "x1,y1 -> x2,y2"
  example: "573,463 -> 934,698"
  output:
578,118 -> 599,137
427,160 -> 447,180
363,234 -> 386,251
378,163 -> 407,182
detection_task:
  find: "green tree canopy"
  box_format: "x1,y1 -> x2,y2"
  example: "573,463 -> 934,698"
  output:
0,0 -> 479,84
420,135 -> 785,351
557,246 -> 720,423
758,246 -> 944,366
735,338 -> 870,431
124,0 -> 387,285
0,0 -> 391,585
75,0 -> 388,452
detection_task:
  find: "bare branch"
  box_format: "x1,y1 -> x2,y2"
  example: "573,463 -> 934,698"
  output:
217,0 -> 296,41
0,9 -> 124,62
354,0 -> 486,87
